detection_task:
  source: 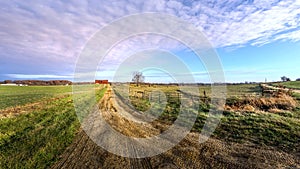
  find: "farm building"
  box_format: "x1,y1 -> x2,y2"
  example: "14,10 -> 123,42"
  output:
95,80 -> 109,84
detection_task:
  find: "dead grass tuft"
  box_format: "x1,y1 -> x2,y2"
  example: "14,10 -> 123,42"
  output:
241,104 -> 256,112
226,93 -> 297,112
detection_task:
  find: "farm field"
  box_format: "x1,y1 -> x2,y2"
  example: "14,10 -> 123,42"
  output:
121,83 -> 300,153
126,83 -> 261,97
271,81 -> 300,90
0,86 -> 72,110
1,82 -> 300,168
0,85 -> 106,168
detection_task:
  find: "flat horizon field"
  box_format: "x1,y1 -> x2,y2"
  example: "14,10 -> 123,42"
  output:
1,82 -> 299,168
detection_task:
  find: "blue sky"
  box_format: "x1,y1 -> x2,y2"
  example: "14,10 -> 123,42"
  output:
0,0 -> 299,83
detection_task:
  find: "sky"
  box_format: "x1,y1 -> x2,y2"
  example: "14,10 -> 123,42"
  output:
0,0 -> 300,83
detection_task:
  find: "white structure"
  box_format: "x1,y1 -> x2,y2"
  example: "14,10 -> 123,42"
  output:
0,83 -> 28,86
0,83 -> 17,86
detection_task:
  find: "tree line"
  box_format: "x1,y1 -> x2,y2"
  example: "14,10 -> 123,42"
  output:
0,80 -> 72,86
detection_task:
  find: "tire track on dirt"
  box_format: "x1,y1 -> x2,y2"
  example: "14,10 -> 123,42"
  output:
51,86 -> 300,169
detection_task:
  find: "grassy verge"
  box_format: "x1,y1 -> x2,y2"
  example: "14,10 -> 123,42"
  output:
292,93 -> 300,100
199,96 -> 299,153
0,96 -> 78,168
210,110 -> 299,152
0,86 -> 107,168
271,81 -> 300,90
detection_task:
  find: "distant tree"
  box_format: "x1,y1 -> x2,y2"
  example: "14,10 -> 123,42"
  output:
286,78 -> 291,81
296,78 -> 300,81
132,71 -> 144,86
281,76 -> 289,82
4,80 -> 12,84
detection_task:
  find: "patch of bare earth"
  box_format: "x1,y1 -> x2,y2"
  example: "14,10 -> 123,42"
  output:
0,95 -> 69,118
52,89 -> 300,169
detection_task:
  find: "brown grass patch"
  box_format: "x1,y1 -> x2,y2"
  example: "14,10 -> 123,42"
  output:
241,104 -> 256,112
0,95 -> 69,118
226,93 -> 297,112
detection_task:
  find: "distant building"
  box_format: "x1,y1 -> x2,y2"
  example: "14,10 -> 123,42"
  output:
95,80 -> 109,84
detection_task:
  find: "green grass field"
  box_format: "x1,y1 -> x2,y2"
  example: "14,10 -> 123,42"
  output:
125,83 -> 261,98
125,83 -> 300,154
1,83 -> 299,168
213,109 -> 300,152
271,81 -> 300,90
0,86 -> 72,109
226,83 -> 262,96
0,85 -> 106,168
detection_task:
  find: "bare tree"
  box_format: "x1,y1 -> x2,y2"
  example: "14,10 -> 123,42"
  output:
132,71 -> 144,86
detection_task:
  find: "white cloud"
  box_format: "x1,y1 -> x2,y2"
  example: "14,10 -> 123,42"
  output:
5,74 -> 73,79
1,0 -> 299,54
181,0 -> 300,47
274,29 -> 300,42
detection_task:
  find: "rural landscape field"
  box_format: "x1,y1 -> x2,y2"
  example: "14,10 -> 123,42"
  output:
1,0 -> 300,168
1,81 -> 299,168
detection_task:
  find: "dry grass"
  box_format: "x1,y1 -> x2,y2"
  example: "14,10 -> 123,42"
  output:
225,93 -> 297,113
0,95 -> 69,118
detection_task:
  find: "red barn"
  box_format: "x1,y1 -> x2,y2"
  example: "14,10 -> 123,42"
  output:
95,80 -> 109,84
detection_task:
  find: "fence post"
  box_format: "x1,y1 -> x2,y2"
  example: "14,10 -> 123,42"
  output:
158,92 -> 161,103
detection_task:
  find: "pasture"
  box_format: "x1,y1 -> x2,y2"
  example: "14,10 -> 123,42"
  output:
271,81 -> 300,90
120,83 -> 300,154
0,82 -> 299,168
0,85 -> 106,168
0,86 -> 72,110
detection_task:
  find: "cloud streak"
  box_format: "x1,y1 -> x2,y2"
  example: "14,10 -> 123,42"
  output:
5,74 -> 73,79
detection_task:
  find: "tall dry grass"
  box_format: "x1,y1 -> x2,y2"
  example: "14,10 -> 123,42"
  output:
225,92 -> 297,112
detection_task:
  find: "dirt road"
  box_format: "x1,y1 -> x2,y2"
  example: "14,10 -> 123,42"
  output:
51,87 -> 300,169
261,84 -> 300,94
